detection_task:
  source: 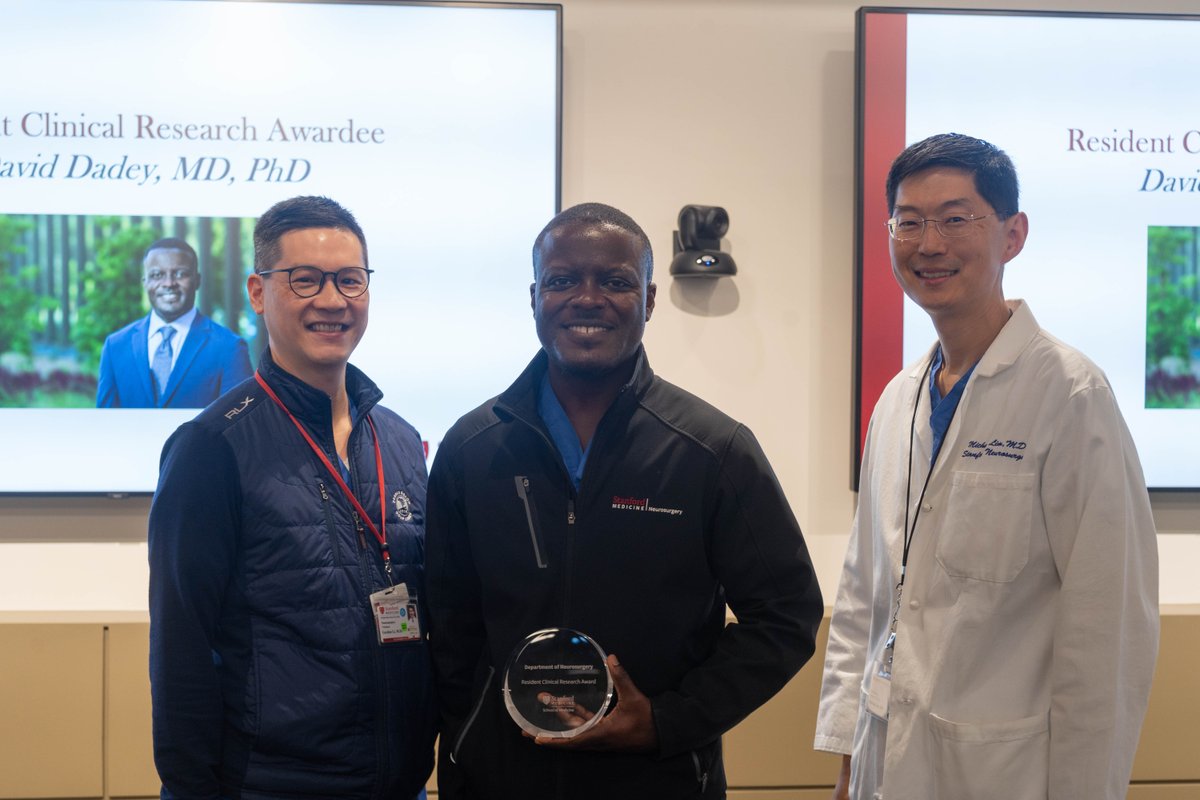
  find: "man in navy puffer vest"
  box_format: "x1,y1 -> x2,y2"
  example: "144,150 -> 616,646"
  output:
149,196 -> 436,800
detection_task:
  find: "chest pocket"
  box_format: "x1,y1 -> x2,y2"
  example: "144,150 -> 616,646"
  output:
936,471 -> 1036,583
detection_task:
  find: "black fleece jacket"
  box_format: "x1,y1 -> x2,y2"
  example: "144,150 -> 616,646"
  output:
426,349 -> 822,800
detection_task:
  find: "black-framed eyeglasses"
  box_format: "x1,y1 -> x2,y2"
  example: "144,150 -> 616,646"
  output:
886,213 -> 994,241
258,266 -> 373,298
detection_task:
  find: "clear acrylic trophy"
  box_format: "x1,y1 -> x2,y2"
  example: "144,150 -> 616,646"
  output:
503,628 -> 613,738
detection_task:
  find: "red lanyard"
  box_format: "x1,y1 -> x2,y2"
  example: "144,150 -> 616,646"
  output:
254,371 -> 391,574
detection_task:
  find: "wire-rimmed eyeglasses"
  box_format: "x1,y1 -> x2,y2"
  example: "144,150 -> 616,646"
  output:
258,266 -> 373,298
886,213 -> 994,241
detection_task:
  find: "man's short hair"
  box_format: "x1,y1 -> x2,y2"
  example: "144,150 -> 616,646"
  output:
886,133 -> 1020,220
253,196 -> 368,272
144,238 -> 198,272
532,202 -> 654,283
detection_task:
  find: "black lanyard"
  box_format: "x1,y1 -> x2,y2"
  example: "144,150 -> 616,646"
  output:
892,355 -> 963,623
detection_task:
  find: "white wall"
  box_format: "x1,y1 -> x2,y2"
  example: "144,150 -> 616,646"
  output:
2,0 -> 1198,611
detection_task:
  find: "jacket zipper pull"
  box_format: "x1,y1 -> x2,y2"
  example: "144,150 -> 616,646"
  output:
319,482 -> 330,502
567,499 -> 575,525
352,510 -> 367,550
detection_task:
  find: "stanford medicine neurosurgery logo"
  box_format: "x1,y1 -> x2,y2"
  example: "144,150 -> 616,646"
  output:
611,495 -> 683,517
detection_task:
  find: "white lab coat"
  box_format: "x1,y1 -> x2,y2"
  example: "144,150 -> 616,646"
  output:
815,300 -> 1159,800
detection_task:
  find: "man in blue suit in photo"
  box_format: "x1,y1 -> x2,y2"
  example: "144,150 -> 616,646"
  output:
96,238 -> 252,408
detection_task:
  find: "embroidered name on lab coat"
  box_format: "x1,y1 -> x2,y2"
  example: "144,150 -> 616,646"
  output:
961,438 -> 1027,462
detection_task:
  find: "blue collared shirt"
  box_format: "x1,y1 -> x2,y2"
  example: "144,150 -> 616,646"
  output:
146,306 -> 198,373
537,373 -> 591,490
928,346 -> 975,466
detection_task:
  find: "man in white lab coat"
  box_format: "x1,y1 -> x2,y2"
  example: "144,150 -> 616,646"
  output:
815,133 -> 1159,800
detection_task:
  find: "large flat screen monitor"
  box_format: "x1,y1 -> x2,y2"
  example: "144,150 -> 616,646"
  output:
855,6 -> 1200,490
0,0 -> 560,494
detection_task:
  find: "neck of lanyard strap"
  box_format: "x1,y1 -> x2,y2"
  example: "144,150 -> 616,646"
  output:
254,371 -> 391,576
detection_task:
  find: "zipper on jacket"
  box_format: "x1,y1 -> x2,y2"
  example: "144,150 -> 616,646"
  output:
514,476 -> 549,568
691,750 -> 709,793
562,495 -> 577,626
336,413 -> 392,799
318,481 -> 343,567
352,509 -> 368,551
351,509 -> 379,614
450,666 -> 495,764
344,420 -> 373,558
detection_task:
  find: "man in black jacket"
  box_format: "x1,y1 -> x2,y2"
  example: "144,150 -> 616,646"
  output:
426,202 -> 822,799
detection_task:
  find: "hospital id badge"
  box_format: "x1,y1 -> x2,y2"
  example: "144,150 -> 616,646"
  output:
369,583 -> 421,644
866,629 -> 896,719
866,660 -> 891,720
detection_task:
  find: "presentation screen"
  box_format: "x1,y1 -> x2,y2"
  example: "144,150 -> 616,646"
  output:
855,7 -> 1200,490
0,0 -> 560,494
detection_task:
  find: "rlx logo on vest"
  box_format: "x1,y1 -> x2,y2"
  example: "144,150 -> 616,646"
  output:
223,396 -> 255,420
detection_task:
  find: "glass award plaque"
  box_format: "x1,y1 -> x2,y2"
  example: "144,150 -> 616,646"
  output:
503,628 -> 613,738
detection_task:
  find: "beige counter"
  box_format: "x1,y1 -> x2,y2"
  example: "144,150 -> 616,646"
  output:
1,610 -> 1196,799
